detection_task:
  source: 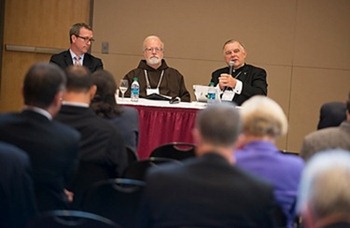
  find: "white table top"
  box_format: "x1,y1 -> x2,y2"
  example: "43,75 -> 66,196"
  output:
116,97 -> 207,110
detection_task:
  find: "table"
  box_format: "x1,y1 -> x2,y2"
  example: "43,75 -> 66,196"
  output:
117,98 -> 206,159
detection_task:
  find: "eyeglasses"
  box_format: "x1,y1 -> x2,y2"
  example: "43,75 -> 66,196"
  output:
75,35 -> 95,43
224,49 -> 241,56
144,47 -> 163,53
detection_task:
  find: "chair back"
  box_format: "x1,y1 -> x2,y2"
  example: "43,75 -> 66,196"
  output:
150,142 -> 196,160
81,178 -> 145,228
26,210 -> 120,227
122,157 -> 182,181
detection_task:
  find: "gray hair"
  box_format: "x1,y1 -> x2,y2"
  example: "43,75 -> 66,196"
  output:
196,103 -> 241,147
240,95 -> 288,138
142,35 -> 164,51
297,149 -> 350,220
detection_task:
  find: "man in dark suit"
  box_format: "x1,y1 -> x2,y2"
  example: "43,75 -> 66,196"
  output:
50,22 -> 103,73
55,65 -> 128,209
0,63 -> 80,212
138,103 -> 276,227
210,39 -> 267,106
0,141 -> 37,228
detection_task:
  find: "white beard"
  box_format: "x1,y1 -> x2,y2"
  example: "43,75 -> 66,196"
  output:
147,57 -> 161,65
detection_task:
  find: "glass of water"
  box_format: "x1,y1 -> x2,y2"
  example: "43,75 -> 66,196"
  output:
119,79 -> 128,99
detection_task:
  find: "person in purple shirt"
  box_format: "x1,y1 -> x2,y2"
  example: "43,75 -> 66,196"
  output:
235,96 -> 304,228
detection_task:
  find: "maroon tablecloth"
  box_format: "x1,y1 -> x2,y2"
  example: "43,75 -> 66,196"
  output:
129,105 -> 199,159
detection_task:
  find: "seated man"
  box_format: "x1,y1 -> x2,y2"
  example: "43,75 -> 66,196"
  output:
138,103 -> 276,227
55,65 -> 128,208
297,149 -> 350,228
0,142 -> 37,228
210,39 -> 267,105
123,35 -> 191,102
50,22 -> 103,73
235,96 -> 304,228
301,92 -> 350,161
0,62 -> 80,212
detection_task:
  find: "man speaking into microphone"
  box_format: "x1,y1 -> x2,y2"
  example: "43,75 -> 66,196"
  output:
209,39 -> 267,106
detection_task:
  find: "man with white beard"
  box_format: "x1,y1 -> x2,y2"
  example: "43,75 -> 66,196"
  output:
123,35 -> 191,101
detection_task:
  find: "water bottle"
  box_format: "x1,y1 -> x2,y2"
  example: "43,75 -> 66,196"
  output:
207,82 -> 216,104
131,77 -> 140,102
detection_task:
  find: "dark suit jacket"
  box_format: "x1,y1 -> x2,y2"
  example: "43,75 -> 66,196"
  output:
50,49 -> 103,73
211,64 -> 267,106
0,141 -> 37,228
317,101 -> 347,130
0,110 -> 80,212
139,153 -> 276,228
55,105 -> 128,208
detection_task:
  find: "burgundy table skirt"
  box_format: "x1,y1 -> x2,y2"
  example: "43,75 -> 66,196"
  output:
128,105 -> 199,159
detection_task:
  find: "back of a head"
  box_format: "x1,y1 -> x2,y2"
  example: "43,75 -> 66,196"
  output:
91,70 -> 120,118
196,103 -> 241,147
240,95 -> 288,138
23,62 -> 66,109
65,65 -> 92,92
317,102 -> 347,130
297,149 -> 350,220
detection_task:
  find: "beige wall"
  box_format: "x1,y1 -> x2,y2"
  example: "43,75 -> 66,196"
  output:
91,0 -> 350,152
0,0 -> 91,111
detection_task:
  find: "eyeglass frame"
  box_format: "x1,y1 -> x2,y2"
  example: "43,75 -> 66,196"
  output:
75,35 -> 95,43
144,47 -> 163,53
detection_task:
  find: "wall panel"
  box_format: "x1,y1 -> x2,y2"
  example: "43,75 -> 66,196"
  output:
0,0 -> 91,111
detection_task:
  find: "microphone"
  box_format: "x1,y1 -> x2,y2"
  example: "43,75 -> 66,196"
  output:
228,60 -> 234,76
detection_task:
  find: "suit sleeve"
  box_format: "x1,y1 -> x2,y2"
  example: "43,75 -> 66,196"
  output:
240,68 -> 267,98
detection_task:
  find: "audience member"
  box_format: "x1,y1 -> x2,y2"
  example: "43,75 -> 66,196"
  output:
138,103 -> 276,227
297,149 -> 350,228
123,35 -> 191,101
301,92 -> 350,161
50,22 -> 103,73
0,141 -> 37,228
55,65 -> 128,208
235,95 -> 304,228
210,39 -> 267,105
317,101 -> 346,130
91,70 -> 139,153
0,62 -> 80,212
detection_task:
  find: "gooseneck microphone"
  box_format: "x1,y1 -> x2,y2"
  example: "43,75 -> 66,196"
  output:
228,60 -> 234,76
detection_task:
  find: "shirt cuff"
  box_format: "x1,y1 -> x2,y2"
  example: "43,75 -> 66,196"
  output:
234,80 -> 242,94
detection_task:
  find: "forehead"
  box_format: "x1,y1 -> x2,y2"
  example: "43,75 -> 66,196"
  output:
79,27 -> 93,36
144,38 -> 162,48
224,42 -> 243,51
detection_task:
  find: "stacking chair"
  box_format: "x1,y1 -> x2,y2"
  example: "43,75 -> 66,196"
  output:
150,142 -> 196,161
122,157 -> 182,181
81,178 -> 145,228
26,210 -> 120,228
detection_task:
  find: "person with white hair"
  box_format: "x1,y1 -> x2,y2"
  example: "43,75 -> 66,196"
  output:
123,35 -> 190,101
297,149 -> 350,228
235,95 -> 304,228
209,39 -> 267,105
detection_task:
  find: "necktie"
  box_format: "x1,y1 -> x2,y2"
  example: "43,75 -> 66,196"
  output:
73,56 -> 81,66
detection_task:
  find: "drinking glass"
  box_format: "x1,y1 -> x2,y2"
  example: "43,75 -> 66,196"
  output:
119,79 -> 128,99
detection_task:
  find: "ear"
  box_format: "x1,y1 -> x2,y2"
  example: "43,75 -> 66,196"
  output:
71,34 -> 77,43
192,128 -> 201,145
89,85 -> 97,100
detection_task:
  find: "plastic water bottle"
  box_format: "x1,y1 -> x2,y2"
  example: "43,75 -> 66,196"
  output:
207,82 -> 216,104
131,77 -> 140,102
